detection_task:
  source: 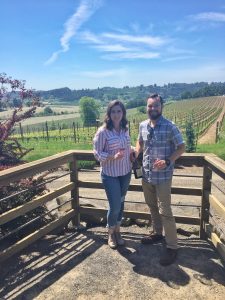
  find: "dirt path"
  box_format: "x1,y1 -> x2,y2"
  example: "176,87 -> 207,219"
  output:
198,105 -> 225,144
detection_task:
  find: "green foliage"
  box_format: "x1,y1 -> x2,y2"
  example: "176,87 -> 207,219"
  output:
185,120 -> 196,152
137,106 -> 146,114
39,82 -> 225,104
43,106 -> 53,115
79,96 -> 100,126
181,91 -> 192,99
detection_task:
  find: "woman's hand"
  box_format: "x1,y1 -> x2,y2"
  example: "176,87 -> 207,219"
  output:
114,149 -> 125,160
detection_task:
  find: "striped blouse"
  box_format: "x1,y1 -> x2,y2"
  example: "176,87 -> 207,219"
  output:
93,126 -> 132,177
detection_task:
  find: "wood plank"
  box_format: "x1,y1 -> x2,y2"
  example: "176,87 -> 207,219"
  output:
204,155 -> 225,180
209,193 -> 225,220
205,224 -> 225,262
0,210 -> 76,263
78,181 -> 202,196
200,165 -> 212,239
70,155 -> 80,226
176,154 -> 204,166
79,206 -> 200,225
0,183 -> 74,226
0,150 -> 74,187
73,151 -> 205,165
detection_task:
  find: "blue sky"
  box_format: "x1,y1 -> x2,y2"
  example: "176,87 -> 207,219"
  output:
1,0 -> 225,90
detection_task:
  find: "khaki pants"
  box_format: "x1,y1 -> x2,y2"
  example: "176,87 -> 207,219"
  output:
142,179 -> 177,249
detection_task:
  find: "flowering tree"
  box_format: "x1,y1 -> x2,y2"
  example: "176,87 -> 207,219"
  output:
0,74 -> 57,240
0,73 -> 40,169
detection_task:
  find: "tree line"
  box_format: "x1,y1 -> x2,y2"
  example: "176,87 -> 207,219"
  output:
39,82 -> 225,104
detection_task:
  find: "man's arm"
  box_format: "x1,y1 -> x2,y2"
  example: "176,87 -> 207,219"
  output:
153,143 -> 185,169
135,139 -> 143,156
169,143 -> 185,164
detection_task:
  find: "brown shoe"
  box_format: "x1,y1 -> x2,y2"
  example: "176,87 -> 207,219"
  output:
108,228 -> 117,249
141,232 -> 164,245
115,232 -> 125,246
159,248 -> 177,266
115,225 -> 125,246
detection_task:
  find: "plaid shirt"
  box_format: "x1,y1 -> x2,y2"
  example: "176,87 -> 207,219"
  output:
138,116 -> 184,184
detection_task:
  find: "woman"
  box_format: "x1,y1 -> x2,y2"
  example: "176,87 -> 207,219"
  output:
93,100 -> 133,249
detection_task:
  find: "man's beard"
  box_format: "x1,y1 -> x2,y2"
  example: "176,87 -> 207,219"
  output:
148,111 -> 162,120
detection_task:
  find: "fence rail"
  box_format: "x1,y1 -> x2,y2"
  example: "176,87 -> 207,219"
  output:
0,151 -> 225,263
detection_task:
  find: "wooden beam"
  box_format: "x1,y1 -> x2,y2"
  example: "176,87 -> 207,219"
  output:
0,150 -> 74,187
200,165 -> 212,239
205,224 -> 225,262
79,206 -> 200,225
71,151 -> 205,165
78,181 -> 202,196
0,183 -> 74,226
70,155 -> 80,226
204,155 -> 225,180
176,154 -> 204,167
0,210 -> 76,263
209,193 -> 225,220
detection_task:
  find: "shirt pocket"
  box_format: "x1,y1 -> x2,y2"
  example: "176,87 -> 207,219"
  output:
107,136 -> 120,151
155,132 -> 170,145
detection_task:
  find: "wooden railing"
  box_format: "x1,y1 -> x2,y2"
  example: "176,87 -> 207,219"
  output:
0,151 -> 225,262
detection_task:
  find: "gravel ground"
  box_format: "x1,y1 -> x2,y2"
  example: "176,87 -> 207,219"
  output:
0,166 -> 225,300
0,225 -> 225,300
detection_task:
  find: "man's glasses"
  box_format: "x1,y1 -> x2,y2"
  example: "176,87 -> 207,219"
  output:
147,127 -> 154,140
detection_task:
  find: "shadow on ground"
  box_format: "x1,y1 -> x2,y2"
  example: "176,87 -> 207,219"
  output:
0,227 -> 225,299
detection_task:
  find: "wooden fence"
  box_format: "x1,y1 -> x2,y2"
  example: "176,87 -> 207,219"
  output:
0,151 -> 225,262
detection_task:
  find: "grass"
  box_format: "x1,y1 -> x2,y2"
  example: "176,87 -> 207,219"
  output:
21,140 -> 92,161
196,143 -> 225,160
21,140 -> 96,169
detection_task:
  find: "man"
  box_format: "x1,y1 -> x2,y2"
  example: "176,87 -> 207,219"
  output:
136,93 -> 185,266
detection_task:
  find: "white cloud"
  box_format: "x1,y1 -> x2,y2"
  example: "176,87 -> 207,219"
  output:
102,33 -> 168,47
78,30 -> 169,60
44,0 -> 102,65
93,44 -> 135,52
192,12 -> 225,22
166,46 -> 194,55
162,55 -> 196,62
81,68 -> 127,78
102,51 -> 160,60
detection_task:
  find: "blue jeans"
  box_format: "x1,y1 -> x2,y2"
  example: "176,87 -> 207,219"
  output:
101,171 -> 131,228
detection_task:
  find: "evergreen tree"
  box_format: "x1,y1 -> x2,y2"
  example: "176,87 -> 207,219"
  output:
185,120 -> 196,152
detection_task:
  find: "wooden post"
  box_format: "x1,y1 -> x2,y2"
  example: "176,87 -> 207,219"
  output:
200,163 -> 212,239
45,121 -> 49,142
128,120 -> 131,136
19,122 -> 24,142
215,121 -> 219,143
70,154 -> 80,226
72,122 -> 76,143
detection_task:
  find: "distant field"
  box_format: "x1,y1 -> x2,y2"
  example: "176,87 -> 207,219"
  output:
0,105 -> 79,120
17,113 -> 80,126
6,96 -> 225,162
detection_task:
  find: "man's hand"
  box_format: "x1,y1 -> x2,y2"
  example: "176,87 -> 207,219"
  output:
153,159 -> 167,170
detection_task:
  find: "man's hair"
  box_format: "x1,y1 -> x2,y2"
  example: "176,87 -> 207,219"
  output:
147,93 -> 164,105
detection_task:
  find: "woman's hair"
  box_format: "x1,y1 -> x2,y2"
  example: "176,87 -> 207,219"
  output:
103,100 -> 128,131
